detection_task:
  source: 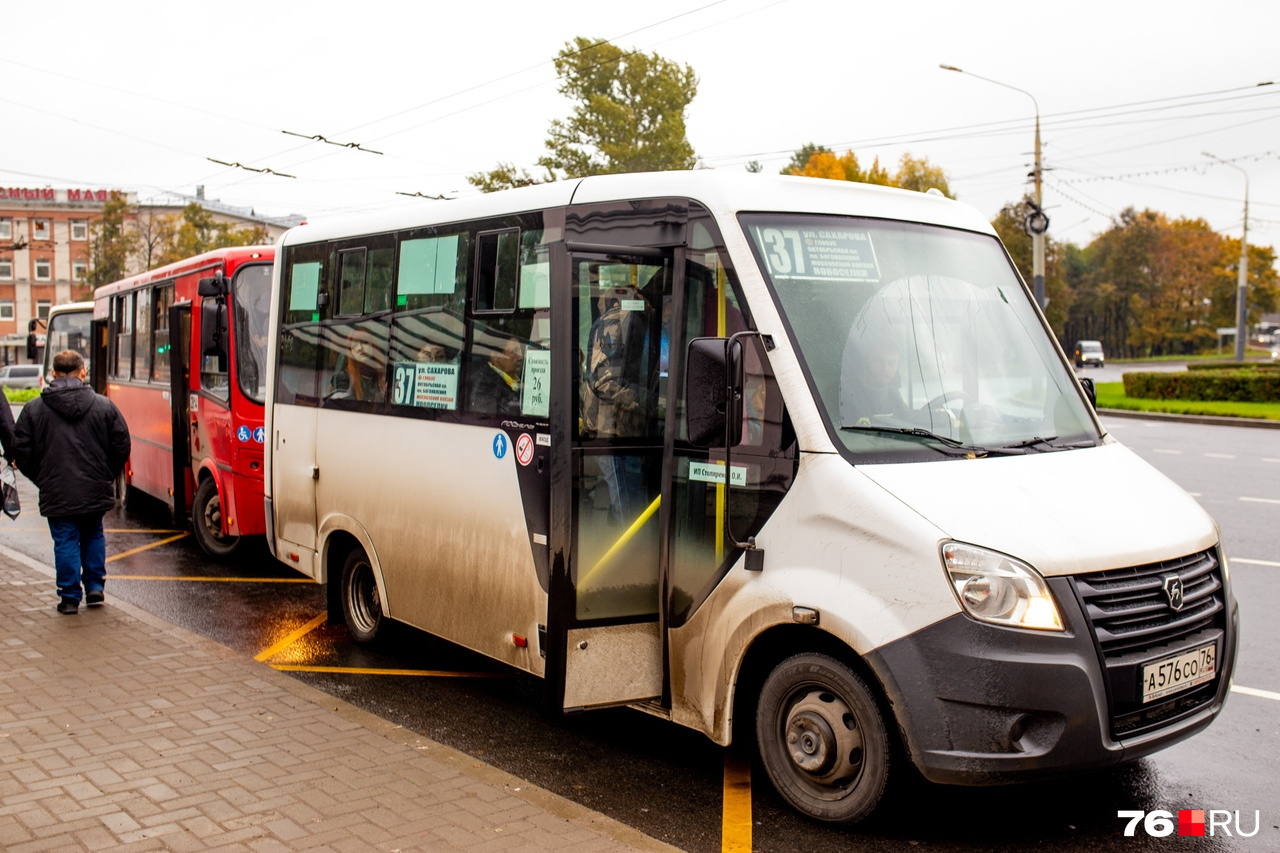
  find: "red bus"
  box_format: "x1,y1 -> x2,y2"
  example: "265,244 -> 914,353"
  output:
92,246 -> 274,558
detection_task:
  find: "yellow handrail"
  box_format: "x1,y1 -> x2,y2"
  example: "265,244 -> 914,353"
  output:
579,494 -> 661,588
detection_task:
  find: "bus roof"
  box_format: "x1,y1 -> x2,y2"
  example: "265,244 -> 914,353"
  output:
46,301 -> 94,317
279,170 -> 996,247
92,245 -> 275,304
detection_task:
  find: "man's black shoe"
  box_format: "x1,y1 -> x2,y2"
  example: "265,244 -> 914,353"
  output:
85,591 -> 104,607
57,599 -> 79,614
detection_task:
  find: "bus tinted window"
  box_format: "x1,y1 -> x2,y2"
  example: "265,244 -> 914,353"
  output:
366,247 -> 395,314
474,229 -> 519,312
337,249 -> 366,317
135,287 -> 152,380
152,284 -> 173,383
277,251 -> 327,405
113,293 -> 133,380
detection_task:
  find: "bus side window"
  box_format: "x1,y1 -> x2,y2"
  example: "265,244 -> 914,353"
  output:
276,254 -> 326,405
325,321 -> 388,406
466,324 -> 526,417
337,249 -> 366,317
152,285 -> 173,383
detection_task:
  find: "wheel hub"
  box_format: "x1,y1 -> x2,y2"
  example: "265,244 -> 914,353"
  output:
783,689 -> 865,786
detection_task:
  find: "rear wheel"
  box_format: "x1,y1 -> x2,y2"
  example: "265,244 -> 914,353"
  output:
756,653 -> 891,824
191,477 -> 240,559
341,547 -> 384,643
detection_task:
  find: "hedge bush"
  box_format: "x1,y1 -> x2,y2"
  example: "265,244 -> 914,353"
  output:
1186,361 -> 1280,372
1123,370 -> 1280,402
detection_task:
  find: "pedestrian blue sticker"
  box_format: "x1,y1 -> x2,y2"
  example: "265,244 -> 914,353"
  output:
492,433 -> 508,459
237,425 -> 251,443
252,426 -> 266,443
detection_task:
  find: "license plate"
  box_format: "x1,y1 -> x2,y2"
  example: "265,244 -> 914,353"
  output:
1141,642 -> 1217,703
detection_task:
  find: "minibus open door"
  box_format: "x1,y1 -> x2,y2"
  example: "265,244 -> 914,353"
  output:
545,241 -> 680,713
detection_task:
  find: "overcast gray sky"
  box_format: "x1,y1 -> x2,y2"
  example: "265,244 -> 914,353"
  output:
4,0 -> 1277,253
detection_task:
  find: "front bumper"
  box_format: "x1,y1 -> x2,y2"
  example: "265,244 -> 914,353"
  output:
866,570 -> 1238,786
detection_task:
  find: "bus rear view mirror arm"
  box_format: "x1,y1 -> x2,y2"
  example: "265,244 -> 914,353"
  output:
685,332 -> 766,568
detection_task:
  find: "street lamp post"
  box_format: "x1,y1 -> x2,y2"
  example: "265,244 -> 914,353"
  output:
1202,152 -> 1250,362
940,65 -> 1046,311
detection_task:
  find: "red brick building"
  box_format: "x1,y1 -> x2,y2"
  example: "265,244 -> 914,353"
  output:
1,186 -> 300,364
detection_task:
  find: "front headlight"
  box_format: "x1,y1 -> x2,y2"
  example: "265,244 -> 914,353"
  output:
942,542 -> 1063,631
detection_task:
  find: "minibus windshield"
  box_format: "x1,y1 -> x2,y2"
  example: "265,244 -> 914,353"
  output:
742,214 -> 1100,461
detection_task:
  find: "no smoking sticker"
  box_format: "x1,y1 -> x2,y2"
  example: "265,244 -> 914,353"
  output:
515,433 -> 534,466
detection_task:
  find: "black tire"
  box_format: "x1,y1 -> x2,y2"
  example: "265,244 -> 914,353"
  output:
341,547 -> 384,643
191,477 -> 241,559
755,653 -> 891,824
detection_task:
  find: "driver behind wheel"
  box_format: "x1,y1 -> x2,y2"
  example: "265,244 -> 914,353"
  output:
840,328 -> 907,427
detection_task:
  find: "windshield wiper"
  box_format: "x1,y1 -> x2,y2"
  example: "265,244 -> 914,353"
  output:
989,435 -> 1095,454
841,425 -> 987,457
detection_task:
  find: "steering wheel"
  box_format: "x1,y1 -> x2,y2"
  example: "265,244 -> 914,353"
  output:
925,391 -> 973,411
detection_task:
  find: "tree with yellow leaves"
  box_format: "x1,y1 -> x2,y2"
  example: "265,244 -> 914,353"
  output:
782,144 -> 953,198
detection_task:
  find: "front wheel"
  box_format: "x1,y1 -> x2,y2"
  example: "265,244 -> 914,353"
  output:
756,653 -> 892,824
191,477 -> 241,559
341,547 -> 384,643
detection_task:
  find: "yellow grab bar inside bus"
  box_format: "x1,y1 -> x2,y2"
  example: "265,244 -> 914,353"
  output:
579,494 -> 661,588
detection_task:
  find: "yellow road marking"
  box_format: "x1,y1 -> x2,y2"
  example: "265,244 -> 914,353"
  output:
2,522 -> 181,527
254,613 -> 328,662
106,532 -> 190,562
111,575 -> 313,583
105,529 -> 185,534
722,748 -> 752,853
270,665 -> 508,678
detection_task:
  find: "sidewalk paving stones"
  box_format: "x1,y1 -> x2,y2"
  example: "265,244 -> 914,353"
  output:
0,546 -> 682,852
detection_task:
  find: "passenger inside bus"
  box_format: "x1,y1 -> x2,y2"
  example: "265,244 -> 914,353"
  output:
331,328 -> 387,403
468,335 -> 524,415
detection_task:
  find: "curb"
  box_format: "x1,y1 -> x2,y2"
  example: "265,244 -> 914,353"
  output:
1097,408 -> 1280,430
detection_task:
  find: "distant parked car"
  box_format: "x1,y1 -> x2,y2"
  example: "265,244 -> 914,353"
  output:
1073,340 -> 1105,368
0,364 -> 41,389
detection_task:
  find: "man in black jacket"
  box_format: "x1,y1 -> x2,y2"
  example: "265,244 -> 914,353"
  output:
13,350 -> 131,614
0,390 -> 14,464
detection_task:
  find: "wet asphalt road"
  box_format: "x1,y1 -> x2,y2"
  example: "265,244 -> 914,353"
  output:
2,408 -> 1277,851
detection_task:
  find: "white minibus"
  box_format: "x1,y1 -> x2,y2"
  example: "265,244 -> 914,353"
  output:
264,171 -> 1237,823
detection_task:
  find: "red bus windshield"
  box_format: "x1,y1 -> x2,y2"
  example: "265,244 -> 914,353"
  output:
233,263 -> 273,404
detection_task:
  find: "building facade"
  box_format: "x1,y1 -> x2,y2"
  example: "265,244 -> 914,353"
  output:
1,185 -> 300,364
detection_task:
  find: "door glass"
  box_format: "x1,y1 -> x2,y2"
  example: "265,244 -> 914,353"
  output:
669,229 -> 797,625
573,256 -> 672,621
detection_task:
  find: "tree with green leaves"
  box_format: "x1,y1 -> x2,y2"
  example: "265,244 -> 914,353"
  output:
88,194 -> 138,289
154,203 -> 267,267
469,37 -> 698,191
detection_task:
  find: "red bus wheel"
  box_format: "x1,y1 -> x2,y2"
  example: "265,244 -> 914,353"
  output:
191,478 -> 241,559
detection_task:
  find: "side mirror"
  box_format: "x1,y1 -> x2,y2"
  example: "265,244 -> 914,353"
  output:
1079,376 -> 1097,409
197,271 -> 229,297
200,298 -> 229,373
685,337 -> 743,448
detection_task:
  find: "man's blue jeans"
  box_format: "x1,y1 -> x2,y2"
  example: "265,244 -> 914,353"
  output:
48,513 -> 106,604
